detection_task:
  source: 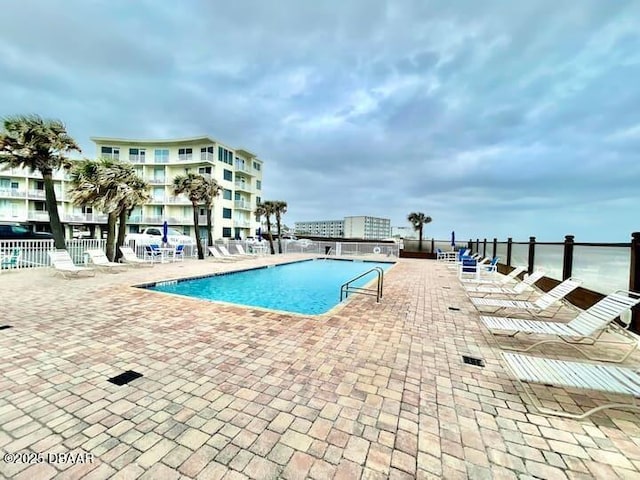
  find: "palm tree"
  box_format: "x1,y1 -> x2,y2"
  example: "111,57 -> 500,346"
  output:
255,201 -> 276,255
201,176 -> 222,248
173,173 -> 207,260
407,212 -> 433,251
272,201 -> 288,254
68,159 -> 150,260
0,114 -> 81,249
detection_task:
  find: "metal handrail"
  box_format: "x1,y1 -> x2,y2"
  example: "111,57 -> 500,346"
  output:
340,267 -> 384,303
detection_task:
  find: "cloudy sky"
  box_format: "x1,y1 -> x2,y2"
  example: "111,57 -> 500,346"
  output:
1,0 -> 639,241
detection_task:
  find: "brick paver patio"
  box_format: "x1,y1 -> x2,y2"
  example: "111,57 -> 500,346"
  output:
1,255 -> 639,479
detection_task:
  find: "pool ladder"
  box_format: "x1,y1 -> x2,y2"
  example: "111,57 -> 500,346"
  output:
340,267 -> 384,303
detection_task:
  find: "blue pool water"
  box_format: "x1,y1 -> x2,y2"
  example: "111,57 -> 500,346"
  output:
147,259 -> 394,315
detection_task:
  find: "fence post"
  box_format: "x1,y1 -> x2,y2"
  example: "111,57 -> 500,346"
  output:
562,235 -> 575,280
468,239 -> 473,252
506,237 -> 513,267
629,232 -> 640,333
476,238 -> 480,254
482,238 -> 487,258
527,236 -> 536,274
492,238 -> 497,259
431,238 -> 435,254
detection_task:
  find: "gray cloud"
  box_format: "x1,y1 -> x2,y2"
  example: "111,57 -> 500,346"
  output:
1,0 -> 639,241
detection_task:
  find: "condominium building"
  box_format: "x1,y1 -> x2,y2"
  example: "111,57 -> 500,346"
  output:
295,216 -> 391,240
391,226 -> 418,239
294,219 -> 344,237
0,135 -> 264,240
344,216 -> 391,240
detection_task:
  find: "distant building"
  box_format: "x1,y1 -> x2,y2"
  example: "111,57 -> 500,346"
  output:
295,216 -> 391,240
344,216 -> 391,240
392,226 -> 417,239
294,219 -> 344,237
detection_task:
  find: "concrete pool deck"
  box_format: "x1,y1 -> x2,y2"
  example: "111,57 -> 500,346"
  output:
0,255 -> 639,479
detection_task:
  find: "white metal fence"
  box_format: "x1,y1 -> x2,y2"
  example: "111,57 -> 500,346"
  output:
0,238 -> 398,272
0,239 -> 108,271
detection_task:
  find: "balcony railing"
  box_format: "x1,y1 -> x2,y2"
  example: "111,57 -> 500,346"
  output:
178,154 -> 194,162
234,182 -> 252,193
0,188 -> 27,198
63,213 -> 109,223
166,196 -> 190,204
27,211 -> 50,221
149,197 -> 166,204
200,153 -> 215,162
27,189 -> 47,199
234,220 -> 251,228
146,178 -> 167,185
234,200 -> 253,210
235,163 -> 253,175
129,155 -> 146,163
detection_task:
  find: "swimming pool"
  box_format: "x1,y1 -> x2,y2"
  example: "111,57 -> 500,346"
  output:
145,259 -> 395,315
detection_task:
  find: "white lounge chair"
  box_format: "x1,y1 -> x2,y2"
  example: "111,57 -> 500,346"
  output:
86,249 -> 129,272
218,245 -> 250,259
235,244 -> 256,256
481,290 -> 640,362
48,250 -> 96,278
207,246 -> 240,261
502,352 -> 640,419
462,265 -> 527,285
465,269 -> 545,296
471,277 -> 582,316
119,246 -> 154,267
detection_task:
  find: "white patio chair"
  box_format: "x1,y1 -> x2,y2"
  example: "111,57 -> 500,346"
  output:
462,265 -> 527,285
48,250 -> 96,278
471,277 -> 582,316
481,290 -> 640,362
502,352 -> 640,419
86,249 -> 129,272
218,245 -> 251,258
119,246 -> 154,267
464,269 -> 545,296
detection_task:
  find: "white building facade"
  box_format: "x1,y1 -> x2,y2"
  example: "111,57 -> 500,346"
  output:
294,220 -> 344,237
295,216 -> 391,240
0,135 -> 264,240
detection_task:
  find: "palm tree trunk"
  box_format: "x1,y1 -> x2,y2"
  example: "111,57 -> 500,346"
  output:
418,225 -> 423,251
205,203 -> 213,248
266,217 -> 275,255
115,207 -> 128,261
192,203 -> 205,260
42,171 -> 66,250
275,212 -> 283,254
106,211 -> 118,261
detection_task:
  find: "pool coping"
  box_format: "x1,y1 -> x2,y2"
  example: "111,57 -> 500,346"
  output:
132,256 -> 397,318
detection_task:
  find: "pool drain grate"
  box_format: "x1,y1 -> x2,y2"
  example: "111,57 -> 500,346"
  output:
0,325 -> 13,330
462,356 -> 485,367
108,370 -> 143,386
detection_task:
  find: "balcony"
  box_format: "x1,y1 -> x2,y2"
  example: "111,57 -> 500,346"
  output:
63,213 -> 109,223
234,220 -> 251,228
234,200 -> 253,211
0,210 -> 26,221
146,178 -> 166,185
27,211 -> 50,221
129,155 -> 146,164
234,163 -> 254,176
149,197 -> 166,204
27,189 -> 47,199
200,152 -> 215,162
0,188 -> 26,198
166,196 -> 190,204
178,154 -> 194,162
234,182 -> 252,193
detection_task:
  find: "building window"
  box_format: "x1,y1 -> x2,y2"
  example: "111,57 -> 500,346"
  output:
256,196 -> 261,205
256,180 -> 261,190
218,147 -> 233,165
101,146 -> 120,160
129,148 -> 146,163
223,208 -> 232,219
222,227 -> 232,238
154,149 -> 169,163
178,148 -> 193,161
223,169 -> 233,181
201,146 -> 214,161
35,180 -> 44,190
253,161 -> 261,171
198,166 -> 212,175
223,189 -> 232,200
